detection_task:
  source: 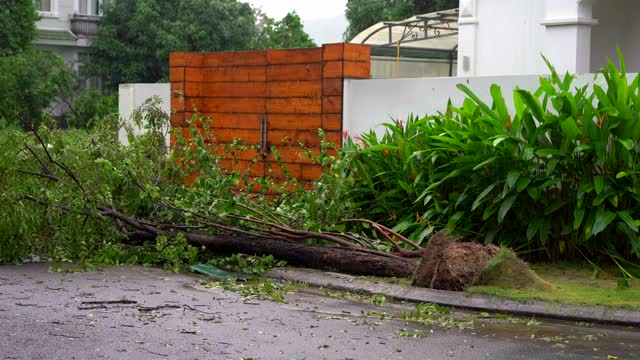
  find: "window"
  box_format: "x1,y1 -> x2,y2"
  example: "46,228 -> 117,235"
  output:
37,0 -> 52,12
79,0 -> 100,16
77,53 -> 101,90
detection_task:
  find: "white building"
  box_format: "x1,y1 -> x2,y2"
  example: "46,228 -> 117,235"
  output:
33,0 -> 109,89
457,0 -> 640,77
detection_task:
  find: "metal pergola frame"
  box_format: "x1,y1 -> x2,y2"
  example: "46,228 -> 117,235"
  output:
358,9 -> 459,76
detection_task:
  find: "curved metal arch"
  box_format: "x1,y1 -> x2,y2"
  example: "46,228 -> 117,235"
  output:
359,8 -> 459,51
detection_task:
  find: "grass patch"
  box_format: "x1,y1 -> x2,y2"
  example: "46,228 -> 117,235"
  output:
468,263 -> 640,309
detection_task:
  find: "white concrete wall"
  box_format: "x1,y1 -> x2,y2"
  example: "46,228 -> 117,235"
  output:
590,0 -> 640,72
371,56 -> 456,79
343,73 -> 618,138
458,0 -> 605,77
118,84 -> 171,147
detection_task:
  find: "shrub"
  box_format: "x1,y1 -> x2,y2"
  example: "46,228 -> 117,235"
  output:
346,54 -> 640,263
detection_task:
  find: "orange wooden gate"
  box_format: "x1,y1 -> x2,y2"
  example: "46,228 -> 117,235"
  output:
169,43 -> 370,186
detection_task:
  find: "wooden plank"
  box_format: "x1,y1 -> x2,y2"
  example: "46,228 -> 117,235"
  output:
213,129 -> 261,144
185,68 -> 203,82
185,113 -> 262,129
268,130 -> 296,146
268,114 -> 321,130
322,96 -> 342,114
203,82 -> 266,97
267,81 -> 322,97
204,66 -> 267,82
323,43 -> 344,61
267,48 -> 322,65
170,52 -> 186,67
344,44 -> 371,62
171,96 -> 185,112
300,164 -> 324,181
219,159 -> 265,177
265,162 -> 302,180
323,79 -> 342,96
267,64 -> 322,81
322,114 -> 342,131
344,60 -> 371,79
170,113 -> 184,127
170,67 -> 185,82
267,146 -> 316,164
266,98 -> 321,114
185,53 -> 204,67
205,50 -> 267,67
323,61 -> 343,79
184,82 -> 203,97
196,97 -> 266,113
295,130 -> 323,147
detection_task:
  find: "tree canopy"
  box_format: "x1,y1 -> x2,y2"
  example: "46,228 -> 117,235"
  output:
256,11 -> 317,50
344,0 -> 459,41
89,0 -> 317,88
0,0 -> 39,55
0,0 -> 73,127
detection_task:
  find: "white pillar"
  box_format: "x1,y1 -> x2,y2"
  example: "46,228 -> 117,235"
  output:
540,0 -> 597,74
457,0 -> 478,76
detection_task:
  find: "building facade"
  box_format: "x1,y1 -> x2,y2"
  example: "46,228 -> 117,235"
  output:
457,0 -> 640,77
33,0 -> 109,89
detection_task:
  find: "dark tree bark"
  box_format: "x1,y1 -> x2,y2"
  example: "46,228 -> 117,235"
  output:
185,233 -> 418,278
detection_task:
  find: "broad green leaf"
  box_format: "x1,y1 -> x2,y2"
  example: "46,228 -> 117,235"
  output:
516,177 -> 531,192
535,148 -> 559,157
490,84 -> 509,122
472,156 -> 497,171
527,217 -> 543,240
592,208 -> 617,235
617,138 -> 634,150
560,117 -> 581,139
574,207 -> 585,230
472,184 -> 496,211
516,89 -> 545,122
498,194 -> 518,223
505,171 -> 520,190
617,211 -> 638,232
544,200 -> 569,216
594,175 -> 605,195
457,84 -> 499,121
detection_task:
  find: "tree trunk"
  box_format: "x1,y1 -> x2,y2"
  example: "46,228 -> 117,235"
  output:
184,233 -> 417,278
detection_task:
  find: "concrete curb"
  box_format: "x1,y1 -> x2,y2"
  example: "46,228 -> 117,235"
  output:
267,267 -> 640,327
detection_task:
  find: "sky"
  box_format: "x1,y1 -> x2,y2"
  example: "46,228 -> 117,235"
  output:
248,0 -> 349,44
248,0 -> 347,21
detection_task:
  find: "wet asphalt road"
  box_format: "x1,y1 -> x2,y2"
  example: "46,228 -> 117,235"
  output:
0,264 -> 638,360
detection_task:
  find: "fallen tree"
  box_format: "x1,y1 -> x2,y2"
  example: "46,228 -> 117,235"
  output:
15,117 -> 421,277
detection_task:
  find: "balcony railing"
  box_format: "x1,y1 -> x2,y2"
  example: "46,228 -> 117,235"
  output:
70,14 -> 100,37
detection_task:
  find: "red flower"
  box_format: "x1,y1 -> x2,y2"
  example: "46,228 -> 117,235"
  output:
598,114 -> 605,129
343,130 -> 349,139
506,115 -> 512,129
398,120 -> 404,128
384,149 -> 390,156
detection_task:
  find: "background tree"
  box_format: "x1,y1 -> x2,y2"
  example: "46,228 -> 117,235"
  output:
255,11 -> 317,50
0,0 -> 39,55
0,0 -> 73,128
344,0 -> 459,41
89,0 -> 259,89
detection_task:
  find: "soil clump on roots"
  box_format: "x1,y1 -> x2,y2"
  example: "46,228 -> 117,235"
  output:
413,231 -> 551,291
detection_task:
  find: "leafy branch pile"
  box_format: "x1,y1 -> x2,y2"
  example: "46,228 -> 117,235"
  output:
346,54 -> 640,268
1,99 -> 422,276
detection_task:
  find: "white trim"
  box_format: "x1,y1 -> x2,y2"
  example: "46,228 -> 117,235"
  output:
458,18 -> 479,25
540,17 -> 599,27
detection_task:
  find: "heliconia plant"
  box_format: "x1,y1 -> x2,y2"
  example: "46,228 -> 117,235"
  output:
344,51 -> 640,267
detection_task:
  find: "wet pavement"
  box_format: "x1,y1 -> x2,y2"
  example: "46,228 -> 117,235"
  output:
0,263 -> 638,360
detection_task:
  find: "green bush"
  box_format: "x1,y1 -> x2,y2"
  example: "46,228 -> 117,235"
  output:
346,54 -> 640,263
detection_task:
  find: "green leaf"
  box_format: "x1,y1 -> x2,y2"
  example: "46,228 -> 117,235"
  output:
594,175 -> 605,195
574,207 -> 586,230
617,211 -> 638,232
527,217 -> 543,240
516,177 -> 531,192
472,184 -> 496,211
498,194 -> 518,223
617,138 -> 634,150
592,209 -> 617,235
505,171 -> 520,190
560,117 -> 581,139
472,156 -> 497,171
535,148 -> 559,157
544,200 -> 569,216
516,90 -> 545,122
